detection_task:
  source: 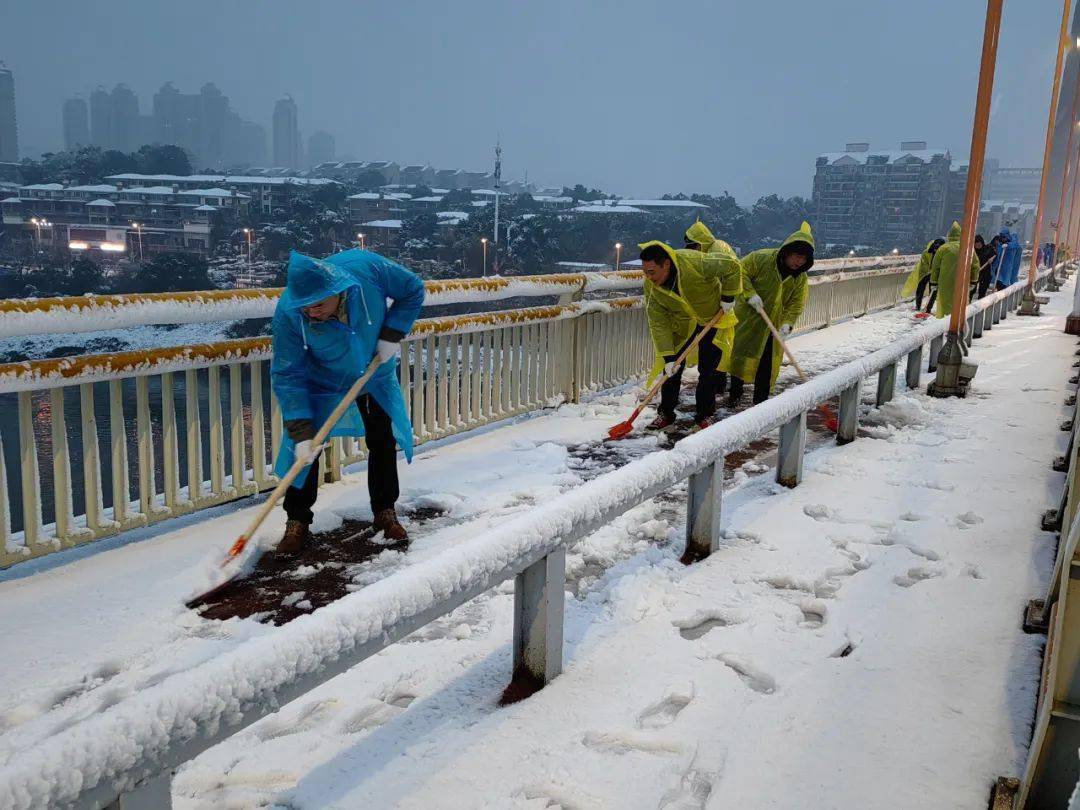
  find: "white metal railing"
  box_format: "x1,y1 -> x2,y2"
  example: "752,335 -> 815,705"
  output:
0,261 -> 918,568
0,267 -> 1053,810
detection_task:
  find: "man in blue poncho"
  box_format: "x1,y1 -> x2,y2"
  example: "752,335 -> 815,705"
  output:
270,248 -> 425,553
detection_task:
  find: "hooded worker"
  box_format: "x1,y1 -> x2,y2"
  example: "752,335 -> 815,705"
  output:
270,248 -> 425,553
638,223 -> 742,432
993,228 -> 1022,289
726,221 -> 814,405
902,237 -> 945,312
928,221 -> 980,318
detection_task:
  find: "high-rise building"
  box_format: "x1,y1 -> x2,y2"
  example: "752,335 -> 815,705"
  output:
307,130 -> 335,167
273,95 -> 300,169
812,141 -> 952,250
110,84 -> 140,152
62,97 -> 90,150
89,86 -> 112,148
224,111 -> 267,167
199,82 -> 228,168
0,64 -> 17,162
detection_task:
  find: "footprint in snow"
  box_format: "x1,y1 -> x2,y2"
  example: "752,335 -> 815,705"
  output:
672,610 -> 742,640
716,654 -> 776,695
47,660 -> 124,710
636,684 -> 694,729
341,684 -> 417,733
893,566 -> 942,588
955,511 -> 984,530
797,598 -> 828,629
581,729 -> 684,756
657,761 -> 720,810
255,698 -> 340,741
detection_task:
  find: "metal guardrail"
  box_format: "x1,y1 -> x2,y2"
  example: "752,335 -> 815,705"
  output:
1008,263 -> 1080,807
0,264 -> 920,568
0,268 -> 1051,810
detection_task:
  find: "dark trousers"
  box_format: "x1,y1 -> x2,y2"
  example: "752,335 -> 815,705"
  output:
977,273 -> 992,299
283,394 -> 400,525
915,275 -> 932,310
658,327 -> 722,420
924,286 -> 938,314
729,335 -> 775,405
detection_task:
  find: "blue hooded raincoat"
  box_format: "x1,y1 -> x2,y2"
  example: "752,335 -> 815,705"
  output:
993,229 -> 1022,287
270,248 -> 425,486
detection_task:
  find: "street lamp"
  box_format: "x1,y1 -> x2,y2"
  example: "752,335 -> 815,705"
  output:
242,227 -> 253,265
131,222 -> 144,262
615,242 -> 622,272
891,247 -> 900,255
30,217 -> 41,247
481,237 -> 489,277
357,232 -> 366,250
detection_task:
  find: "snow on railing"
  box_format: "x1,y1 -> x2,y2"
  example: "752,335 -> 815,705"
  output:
0,256 -> 917,340
0,271 -> 643,340
0,267 -> 920,568
0,268 -> 1050,810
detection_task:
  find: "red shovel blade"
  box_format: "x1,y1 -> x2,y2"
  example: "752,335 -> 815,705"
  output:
607,420 -> 635,440
914,311 -> 932,320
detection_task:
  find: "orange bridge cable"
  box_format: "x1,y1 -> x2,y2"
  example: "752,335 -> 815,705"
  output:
1028,0 -> 1073,288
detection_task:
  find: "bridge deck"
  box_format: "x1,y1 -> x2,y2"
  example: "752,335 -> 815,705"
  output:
0,294 -> 1062,808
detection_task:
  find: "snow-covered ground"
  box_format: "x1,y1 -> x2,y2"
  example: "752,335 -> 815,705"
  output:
0,289 -> 1069,808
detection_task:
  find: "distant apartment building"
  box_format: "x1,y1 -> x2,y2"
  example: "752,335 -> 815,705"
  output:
105,172 -> 334,216
63,97 -> 90,150
979,200 -> 1036,244
984,166 -> 1041,205
272,95 -> 301,170
77,81 -> 258,167
307,131 -> 335,167
0,64 -> 18,162
1,180 -> 250,257
812,141 -> 951,249
347,191 -> 410,227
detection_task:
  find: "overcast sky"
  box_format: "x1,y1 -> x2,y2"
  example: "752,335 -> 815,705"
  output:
0,0 -> 1064,201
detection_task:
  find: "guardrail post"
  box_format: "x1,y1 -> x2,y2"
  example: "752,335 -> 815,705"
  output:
1000,296 -> 1008,320
836,384 -> 859,445
104,771 -> 172,809
928,334 -> 943,372
777,411 -> 806,488
973,308 -> 985,339
571,317 -> 586,403
685,458 -> 724,563
512,548 -> 565,688
876,362 -> 897,406
905,347 -> 923,390
991,297 -> 1002,324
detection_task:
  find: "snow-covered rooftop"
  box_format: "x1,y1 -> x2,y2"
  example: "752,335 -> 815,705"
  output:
437,210 -> 468,218
573,204 -> 646,214
106,173 -> 333,186
348,192 -> 411,201
86,198 -> 116,207
818,148 -> 950,165
362,219 -> 403,228
21,183 -> 65,191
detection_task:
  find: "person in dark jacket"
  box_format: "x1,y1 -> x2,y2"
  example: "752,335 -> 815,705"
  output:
974,234 -> 997,299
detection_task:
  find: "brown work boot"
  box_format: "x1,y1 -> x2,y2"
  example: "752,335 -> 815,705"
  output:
277,519 -> 309,554
373,508 -> 409,542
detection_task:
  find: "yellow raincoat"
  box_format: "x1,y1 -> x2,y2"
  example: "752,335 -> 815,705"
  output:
901,239 -> 942,298
728,222 -> 813,391
930,221 -> 979,318
641,226 -> 742,382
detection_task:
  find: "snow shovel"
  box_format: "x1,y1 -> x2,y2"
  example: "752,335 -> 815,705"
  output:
607,306 -> 729,440
221,356 -> 386,567
749,299 -> 839,432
